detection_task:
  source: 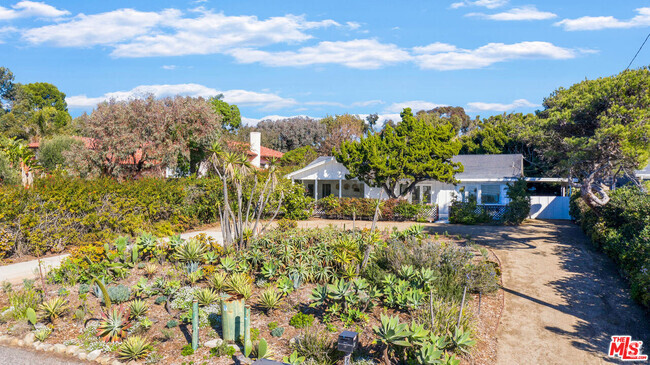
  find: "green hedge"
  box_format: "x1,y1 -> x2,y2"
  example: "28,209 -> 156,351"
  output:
315,196 -> 433,221
571,185 -> 650,309
0,175 -> 222,258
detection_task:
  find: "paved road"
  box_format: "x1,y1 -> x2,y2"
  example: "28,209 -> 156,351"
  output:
426,220 -> 650,365
0,254 -> 69,285
0,345 -> 84,364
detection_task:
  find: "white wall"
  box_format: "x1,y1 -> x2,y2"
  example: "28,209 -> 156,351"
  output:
529,196 -> 571,220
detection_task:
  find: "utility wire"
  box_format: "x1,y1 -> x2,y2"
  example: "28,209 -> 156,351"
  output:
626,32 -> 650,70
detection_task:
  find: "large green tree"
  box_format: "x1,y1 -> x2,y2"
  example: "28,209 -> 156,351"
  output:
0,82 -> 71,139
535,67 -> 650,209
336,108 -> 463,198
211,94 -> 241,131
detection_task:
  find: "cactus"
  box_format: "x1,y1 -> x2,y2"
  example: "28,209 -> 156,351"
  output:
92,276 -> 111,309
26,307 -> 37,326
256,338 -> 269,359
131,244 -> 139,263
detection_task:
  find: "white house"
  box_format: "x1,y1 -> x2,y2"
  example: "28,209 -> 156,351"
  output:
285,154 -> 572,220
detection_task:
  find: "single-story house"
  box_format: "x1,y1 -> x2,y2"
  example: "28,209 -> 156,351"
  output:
636,163 -> 650,181
285,154 -> 572,220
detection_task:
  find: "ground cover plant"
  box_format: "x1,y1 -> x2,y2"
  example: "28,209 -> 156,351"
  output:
0,224 -> 499,364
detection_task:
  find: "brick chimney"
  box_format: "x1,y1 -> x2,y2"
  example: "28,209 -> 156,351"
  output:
250,132 -> 261,168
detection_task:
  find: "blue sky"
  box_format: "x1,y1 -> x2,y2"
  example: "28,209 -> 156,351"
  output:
1,0 -> 649,124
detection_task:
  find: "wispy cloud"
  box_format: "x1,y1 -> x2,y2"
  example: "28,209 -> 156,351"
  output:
555,7 -> 650,31
228,39 -> 411,69
66,83 -> 297,110
467,6 -> 556,21
0,1 -> 69,20
450,0 -> 508,9
161,65 -> 176,70
384,100 -> 445,113
414,41 -> 578,70
466,98 -> 538,111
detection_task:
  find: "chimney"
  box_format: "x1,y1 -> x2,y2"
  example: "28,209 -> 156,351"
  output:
250,132 -> 261,168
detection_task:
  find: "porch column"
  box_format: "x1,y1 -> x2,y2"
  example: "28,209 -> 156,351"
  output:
314,178 -> 318,200
338,179 -> 342,198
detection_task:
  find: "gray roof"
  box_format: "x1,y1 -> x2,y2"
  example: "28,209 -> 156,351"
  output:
453,154 -> 524,180
637,163 -> 650,178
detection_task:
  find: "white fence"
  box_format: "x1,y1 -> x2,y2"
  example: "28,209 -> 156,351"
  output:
529,196 -> 571,220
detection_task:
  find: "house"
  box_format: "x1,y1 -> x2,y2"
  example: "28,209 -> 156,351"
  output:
285,154 -> 572,220
636,163 -> 650,181
228,132 -> 284,169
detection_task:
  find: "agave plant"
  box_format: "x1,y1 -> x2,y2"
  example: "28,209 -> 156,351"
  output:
40,297 -> 68,323
209,271 -> 227,291
97,305 -> 132,342
136,232 -> 158,259
174,239 -> 207,263
195,288 -> 219,306
276,276 -> 294,296
416,343 -> 444,365
451,327 -> 476,354
373,315 -> 412,364
129,299 -> 149,319
219,256 -> 237,273
225,272 -> 253,299
118,335 -> 153,361
258,287 -> 283,312
261,261 -> 280,279
203,251 -> 219,264
398,265 -> 417,281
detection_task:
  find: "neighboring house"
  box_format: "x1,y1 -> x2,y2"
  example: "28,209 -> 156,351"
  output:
636,163 -> 650,181
285,154 -> 572,220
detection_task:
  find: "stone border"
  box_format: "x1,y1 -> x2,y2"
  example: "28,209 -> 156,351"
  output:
0,332 -> 122,365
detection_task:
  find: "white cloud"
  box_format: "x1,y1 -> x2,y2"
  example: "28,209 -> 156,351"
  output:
413,42 -> 459,54
351,100 -> 384,107
451,0 -> 508,9
66,83 -> 296,110
228,39 -> 412,69
0,26 -> 17,42
467,6 -> 556,21
384,100 -> 446,113
161,65 -> 176,70
466,98 -> 538,111
241,114 -> 314,126
346,21 -> 361,29
22,8 -> 340,57
414,41 -> 577,70
0,1 -> 69,20
555,7 -> 650,31
22,8 -> 181,47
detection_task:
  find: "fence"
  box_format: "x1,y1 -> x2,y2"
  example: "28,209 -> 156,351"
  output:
528,196 -> 571,220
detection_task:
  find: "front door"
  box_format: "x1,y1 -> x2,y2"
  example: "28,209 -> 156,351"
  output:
321,183 -> 332,198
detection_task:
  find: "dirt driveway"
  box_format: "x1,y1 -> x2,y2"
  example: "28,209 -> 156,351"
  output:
296,218 -> 650,364
426,220 -> 650,364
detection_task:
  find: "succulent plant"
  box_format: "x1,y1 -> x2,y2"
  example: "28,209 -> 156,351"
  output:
40,297 -> 68,323
129,299 -> 149,319
118,335 -> 153,361
194,288 -> 219,307
208,272 -> 227,291
173,238 -> 206,263
225,272 -> 253,299
105,284 -> 131,304
34,328 -> 52,342
258,287 -> 283,312
97,305 -> 132,342
270,326 -> 284,338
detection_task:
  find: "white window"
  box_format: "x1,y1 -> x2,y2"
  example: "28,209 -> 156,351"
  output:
481,185 -> 501,204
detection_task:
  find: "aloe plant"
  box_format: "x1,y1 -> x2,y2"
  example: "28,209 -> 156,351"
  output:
373,315 -> 412,364
40,297 -> 68,323
97,305 -> 131,342
118,335 -> 153,361
258,287 -> 283,312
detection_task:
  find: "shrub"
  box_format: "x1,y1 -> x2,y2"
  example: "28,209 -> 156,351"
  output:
180,344 -> 194,356
449,195 -> 492,224
501,178 -> 530,225
292,328 -> 336,365
289,312 -> 314,329
270,326 -> 285,337
277,218 -> 298,232
282,183 -> 313,220
315,196 -> 432,221
9,288 -> 40,320
37,135 -> 81,171
119,335 -> 153,361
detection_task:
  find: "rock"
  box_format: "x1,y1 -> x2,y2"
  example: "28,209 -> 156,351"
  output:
97,357 -> 113,364
204,338 -> 223,348
32,341 -> 39,348
23,332 -> 35,345
0,335 -> 9,343
87,349 -> 102,361
9,338 -> 19,346
54,344 -> 67,353
235,355 -> 253,365
41,343 -> 53,351
78,353 -> 87,360
66,345 -> 80,355
17,339 -> 24,347
112,361 -> 122,365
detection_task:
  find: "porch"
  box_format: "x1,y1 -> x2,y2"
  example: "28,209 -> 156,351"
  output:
295,179 -> 365,199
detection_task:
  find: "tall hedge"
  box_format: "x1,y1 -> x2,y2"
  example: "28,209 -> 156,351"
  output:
571,185 -> 650,308
0,175 -> 222,257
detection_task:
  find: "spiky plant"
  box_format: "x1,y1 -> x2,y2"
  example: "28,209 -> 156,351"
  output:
173,238 -> 207,263
195,288 -> 219,307
144,263 -> 157,277
225,272 -> 253,299
209,271 -> 227,291
40,297 -> 68,323
136,232 -> 158,259
372,315 -> 412,364
118,335 -> 153,361
97,305 -> 132,342
276,276 -> 294,296
258,287 -> 283,312
128,299 -> 149,319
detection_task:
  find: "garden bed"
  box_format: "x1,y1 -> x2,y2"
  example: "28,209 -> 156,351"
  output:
0,226 -> 501,364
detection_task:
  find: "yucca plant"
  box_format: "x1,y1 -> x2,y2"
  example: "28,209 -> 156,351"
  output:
173,239 -> 207,263
195,288 -> 219,307
129,299 -> 149,319
144,263 -> 157,277
97,305 -> 132,342
209,271 -> 227,291
118,335 -> 153,361
225,272 -> 253,299
373,315 -> 412,364
34,327 -> 52,342
40,297 -> 68,323
258,287 -> 283,313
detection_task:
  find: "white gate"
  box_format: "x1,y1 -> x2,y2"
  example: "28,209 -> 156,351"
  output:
529,196 -> 571,220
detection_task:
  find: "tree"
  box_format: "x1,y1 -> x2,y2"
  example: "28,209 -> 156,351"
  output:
416,106 -> 477,134
67,95 -> 220,178
37,135 -> 82,171
534,67 -> 650,209
211,95 -> 242,131
256,117 -> 327,152
365,113 -> 379,134
279,145 -> 317,168
0,82 -> 71,139
336,108 -> 463,198
0,67 -> 16,111
319,113 -> 365,155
